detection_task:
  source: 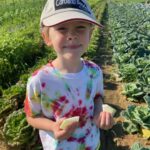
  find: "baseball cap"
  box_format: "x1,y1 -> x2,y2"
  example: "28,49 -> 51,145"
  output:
40,0 -> 103,29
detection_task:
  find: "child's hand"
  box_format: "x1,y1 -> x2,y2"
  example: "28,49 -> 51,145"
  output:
95,112 -> 114,130
52,118 -> 79,140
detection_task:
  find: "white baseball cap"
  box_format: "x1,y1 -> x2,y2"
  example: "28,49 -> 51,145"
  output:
40,0 -> 103,28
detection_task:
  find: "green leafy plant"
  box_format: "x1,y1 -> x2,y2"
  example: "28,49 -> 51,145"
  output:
122,105 -> 150,134
3,109 -> 36,147
119,63 -> 138,82
122,83 -> 144,102
0,99 -> 18,124
108,2 -> 150,103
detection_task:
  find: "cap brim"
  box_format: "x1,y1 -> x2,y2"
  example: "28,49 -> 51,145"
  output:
42,11 -> 103,28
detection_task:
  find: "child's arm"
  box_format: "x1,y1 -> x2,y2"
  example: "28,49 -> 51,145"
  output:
26,115 -> 56,132
26,115 -> 78,140
93,97 -> 114,130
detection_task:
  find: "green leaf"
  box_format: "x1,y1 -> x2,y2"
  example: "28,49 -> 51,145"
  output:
122,121 -> 139,134
144,95 -> 150,107
131,142 -> 150,150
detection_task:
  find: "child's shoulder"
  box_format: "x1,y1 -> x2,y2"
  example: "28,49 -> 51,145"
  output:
83,59 -> 101,71
26,62 -> 53,88
83,60 -> 102,79
32,63 -> 50,76
28,62 -> 52,82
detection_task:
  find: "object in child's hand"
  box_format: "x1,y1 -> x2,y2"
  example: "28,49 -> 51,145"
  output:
60,116 -> 80,130
102,104 -> 116,116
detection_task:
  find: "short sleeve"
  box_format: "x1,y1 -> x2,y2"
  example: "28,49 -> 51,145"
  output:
94,67 -> 104,101
24,76 -> 42,117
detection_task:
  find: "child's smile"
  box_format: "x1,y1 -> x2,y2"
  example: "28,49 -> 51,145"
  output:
63,44 -> 82,50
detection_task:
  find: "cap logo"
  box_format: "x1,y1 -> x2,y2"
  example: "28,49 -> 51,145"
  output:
55,0 -> 91,14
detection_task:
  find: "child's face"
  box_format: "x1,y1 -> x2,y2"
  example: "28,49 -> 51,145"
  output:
44,20 -> 93,60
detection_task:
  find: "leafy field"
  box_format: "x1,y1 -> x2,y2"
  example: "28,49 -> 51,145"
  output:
0,0 -> 150,149
0,0 -> 47,88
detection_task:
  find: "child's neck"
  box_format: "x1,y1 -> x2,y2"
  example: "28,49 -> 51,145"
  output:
52,58 -> 83,74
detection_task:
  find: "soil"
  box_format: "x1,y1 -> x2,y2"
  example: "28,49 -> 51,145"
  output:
0,141 -> 7,150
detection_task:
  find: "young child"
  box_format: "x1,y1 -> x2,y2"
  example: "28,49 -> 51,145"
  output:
24,0 -> 114,149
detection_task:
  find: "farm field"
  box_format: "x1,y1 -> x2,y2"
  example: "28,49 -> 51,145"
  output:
0,0 -> 150,150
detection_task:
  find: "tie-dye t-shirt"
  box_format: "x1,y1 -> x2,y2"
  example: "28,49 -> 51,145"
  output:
24,59 -> 104,150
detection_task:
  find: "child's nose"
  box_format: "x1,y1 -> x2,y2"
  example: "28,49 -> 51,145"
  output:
67,30 -> 78,41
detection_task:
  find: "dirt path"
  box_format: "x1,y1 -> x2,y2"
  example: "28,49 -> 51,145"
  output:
0,141 -> 7,150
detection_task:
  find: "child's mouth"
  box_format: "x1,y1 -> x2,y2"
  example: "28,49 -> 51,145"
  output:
63,45 -> 82,49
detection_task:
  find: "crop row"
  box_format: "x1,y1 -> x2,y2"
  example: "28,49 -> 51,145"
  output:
108,2 -> 150,143
108,2 -> 150,103
0,0 -> 47,88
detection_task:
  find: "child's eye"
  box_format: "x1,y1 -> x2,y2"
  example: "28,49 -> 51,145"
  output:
76,26 -> 86,30
57,27 -> 66,31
